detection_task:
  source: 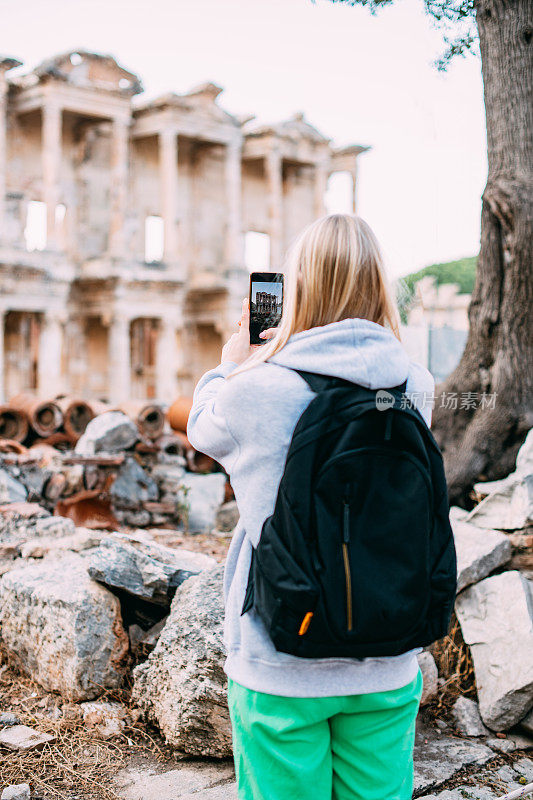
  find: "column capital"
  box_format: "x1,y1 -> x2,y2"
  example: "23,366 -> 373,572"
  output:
108,312 -> 130,328
42,309 -> 67,326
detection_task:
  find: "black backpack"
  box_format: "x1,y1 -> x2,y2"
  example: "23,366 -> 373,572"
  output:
241,370 -> 457,659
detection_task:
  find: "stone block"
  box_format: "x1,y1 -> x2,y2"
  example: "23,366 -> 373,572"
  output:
0,724 -> 55,752
75,411 -> 138,455
451,696 -> 489,737
413,721 -> 494,794
418,651 -> 439,706
132,564 -> 231,757
455,570 -> 533,730
0,554 -> 129,700
452,519 -> 512,592
181,473 -> 227,533
87,532 -> 216,605
1,785 -> 31,800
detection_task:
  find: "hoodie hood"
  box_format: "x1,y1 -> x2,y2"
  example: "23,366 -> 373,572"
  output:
268,318 -> 410,390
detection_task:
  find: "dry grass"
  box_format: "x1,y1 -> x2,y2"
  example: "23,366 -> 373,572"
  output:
0,644 -> 176,799
427,612 -> 477,719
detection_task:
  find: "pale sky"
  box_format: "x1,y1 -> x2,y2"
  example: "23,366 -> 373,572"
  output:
2,0 -> 487,277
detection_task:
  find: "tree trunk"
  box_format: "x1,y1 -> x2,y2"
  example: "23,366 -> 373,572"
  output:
432,0 -> 533,505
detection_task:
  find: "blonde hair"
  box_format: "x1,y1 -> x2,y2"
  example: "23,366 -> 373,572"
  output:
231,214 -> 400,377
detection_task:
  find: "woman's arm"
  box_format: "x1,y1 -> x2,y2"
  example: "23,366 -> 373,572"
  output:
187,362 -> 241,471
187,298 -> 256,471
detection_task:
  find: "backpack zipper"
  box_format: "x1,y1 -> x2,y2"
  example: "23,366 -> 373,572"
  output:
342,496 -> 353,632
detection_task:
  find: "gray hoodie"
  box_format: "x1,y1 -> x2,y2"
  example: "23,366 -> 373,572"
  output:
187,318 -> 434,697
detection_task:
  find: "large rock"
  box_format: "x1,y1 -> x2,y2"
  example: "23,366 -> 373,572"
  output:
75,411 -> 138,455
19,528 -> 104,559
215,500 -> 240,532
519,706 -> 533,736
110,458 -> 158,511
0,725 -> 55,752
455,570 -> 533,730
1,785 -> 31,800
181,473 -> 227,533
0,503 -> 50,540
451,696 -> 489,737
150,463 -> 186,495
87,532 -> 216,605
0,554 -> 129,700
413,721 -> 493,794
132,564 -> 231,757
417,651 -> 438,706
452,519 -> 512,592
0,469 -> 27,504
470,428 -> 533,530
0,504 -> 74,545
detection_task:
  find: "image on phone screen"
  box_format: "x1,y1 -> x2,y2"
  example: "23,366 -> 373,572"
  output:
249,272 -> 284,345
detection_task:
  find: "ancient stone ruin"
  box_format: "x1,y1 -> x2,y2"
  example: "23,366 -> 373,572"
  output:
0,50 -> 365,403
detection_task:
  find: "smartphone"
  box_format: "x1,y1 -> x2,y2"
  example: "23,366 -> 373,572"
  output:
249,272 -> 284,345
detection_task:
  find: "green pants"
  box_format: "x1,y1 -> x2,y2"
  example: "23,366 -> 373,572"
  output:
227,668 -> 423,800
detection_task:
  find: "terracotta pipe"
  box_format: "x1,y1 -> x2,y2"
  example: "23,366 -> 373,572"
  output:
10,394 -> 63,437
117,400 -> 165,440
32,432 -> 72,449
55,396 -> 94,441
0,406 -> 29,443
155,432 -> 187,457
0,439 -> 28,455
167,396 -> 193,434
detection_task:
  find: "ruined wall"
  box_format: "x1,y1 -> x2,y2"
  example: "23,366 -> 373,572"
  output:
0,51 -> 363,404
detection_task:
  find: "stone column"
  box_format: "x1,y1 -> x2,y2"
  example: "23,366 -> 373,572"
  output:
108,315 -> 130,403
351,166 -> 358,214
38,312 -> 64,396
0,74 -> 8,244
42,102 -> 62,249
159,128 -> 179,264
225,138 -> 243,268
156,318 -> 178,400
265,148 -> 283,270
109,117 -> 130,258
0,308 -> 5,403
314,161 -> 329,219
0,58 -> 21,244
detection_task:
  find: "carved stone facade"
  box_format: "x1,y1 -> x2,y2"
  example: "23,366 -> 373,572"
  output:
0,51 -> 366,402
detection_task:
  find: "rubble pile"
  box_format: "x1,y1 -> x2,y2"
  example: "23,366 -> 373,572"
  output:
0,420 -> 531,786
129,431 -> 533,756
0,394 -> 228,532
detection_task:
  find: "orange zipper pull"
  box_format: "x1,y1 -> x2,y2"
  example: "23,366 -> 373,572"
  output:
298,611 -> 314,636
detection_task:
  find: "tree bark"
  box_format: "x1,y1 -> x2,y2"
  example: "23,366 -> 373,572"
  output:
432,0 -> 533,505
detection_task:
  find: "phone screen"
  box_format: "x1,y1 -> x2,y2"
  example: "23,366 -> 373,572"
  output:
249,272 -> 284,345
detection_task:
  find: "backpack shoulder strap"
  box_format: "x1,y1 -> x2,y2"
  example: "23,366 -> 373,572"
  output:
292,369 -> 337,393
291,368 -> 408,397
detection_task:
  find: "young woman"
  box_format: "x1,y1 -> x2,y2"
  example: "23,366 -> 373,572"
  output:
187,214 -> 434,800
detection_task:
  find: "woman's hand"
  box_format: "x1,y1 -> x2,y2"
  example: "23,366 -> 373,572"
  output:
221,299 -> 257,365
